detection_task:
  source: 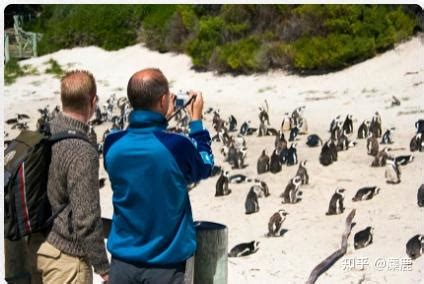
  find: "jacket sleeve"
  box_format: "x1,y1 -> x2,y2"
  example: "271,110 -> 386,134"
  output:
67,144 -> 109,275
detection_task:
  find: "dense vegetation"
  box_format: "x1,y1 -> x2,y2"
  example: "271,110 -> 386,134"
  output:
22,4 -> 421,74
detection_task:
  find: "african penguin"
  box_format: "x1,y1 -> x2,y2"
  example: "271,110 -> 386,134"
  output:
367,133 -> 379,156
410,133 -> 423,152
228,241 -> 260,257
381,129 -> 394,144
357,120 -> 370,139
342,114 -> 353,134
245,185 -> 262,214
354,227 -> 374,249
371,147 -> 392,167
306,134 -> 322,147
289,127 -> 299,142
257,150 -> 270,174
267,209 -> 289,237
258,121 -> 267,137
320,140 -> 337,166
281,113 -> 293,132
270,149 -> 282,173
415,119 -> 424,134
417,184 -> 424,207
326,188 -> 345,215
352,186 -> 380,201
215,171 -> 231,196
385,158 -> 401,184
370,112 -> 382,138
406,234 -> 424,259
281,176 -> 302,204
395,155 -> 414,166
296,160 -> 309,185
286,143 -> 298,166
229,174 -> 251,184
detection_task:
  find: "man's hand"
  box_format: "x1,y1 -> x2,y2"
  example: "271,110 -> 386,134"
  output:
165,93 -> 176,120
186,91 -> 203,121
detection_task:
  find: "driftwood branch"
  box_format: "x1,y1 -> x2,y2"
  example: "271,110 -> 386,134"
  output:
306,209 -> 356,284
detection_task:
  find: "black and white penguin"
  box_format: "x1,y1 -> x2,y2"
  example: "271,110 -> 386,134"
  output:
286,143 -> 298,166
331,122 -> 343,141
354,227 -> 374,249
326,188 -> 345,215
215,171 -> 231,196
406,234 -> 424,259
395,155 -> 414,166
320,140 -> 337,166
410,133 -> 423,152
289,127 -> 299,142
352,186 -> 380,201
367,133 -> 379,156
381,129 -> 394,144
281,113 -> 293,133
370,112 -> 382,138
257,150 -> 270,174
266,127 -> 278,136
228,115 -> 238,132
229,174 -> 251,184
342,114 -> 353,134
415,119 -> 424,134
275,131 -> 287,149
371,147 -> 392,167
240,121 -> 251,136
258,121 -> 268,137
296,160 -> 309,185
245,185 -> 262,214
270,149 -> 282,174
306,134 -> 322,147
228,241 -> 260,257
357,120 -> 370,139
337,130 -> 350,151
281,176 -> 302,204
329,115 -> 341,133
267,209 -> 289,237
385,158 -> 401,184
417,184 -> 424,207
258,180 -> 270,197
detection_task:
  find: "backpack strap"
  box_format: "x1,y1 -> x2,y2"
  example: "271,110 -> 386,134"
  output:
49,130 -> 91,145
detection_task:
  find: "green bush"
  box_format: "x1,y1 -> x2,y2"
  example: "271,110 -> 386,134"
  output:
5,59 -> 25,85
45,58 -> 64,77
26,4 -> 419,74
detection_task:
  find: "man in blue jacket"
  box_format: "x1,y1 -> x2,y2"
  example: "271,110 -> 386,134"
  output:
104,68 -> 214,283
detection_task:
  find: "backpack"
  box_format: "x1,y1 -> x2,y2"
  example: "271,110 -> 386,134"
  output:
4,127 -> 90,241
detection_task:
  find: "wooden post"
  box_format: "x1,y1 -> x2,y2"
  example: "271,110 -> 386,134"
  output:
192,221 -> 228,284
5,34 -> 10,63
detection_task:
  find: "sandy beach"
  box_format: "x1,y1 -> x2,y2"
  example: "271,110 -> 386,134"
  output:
4,34 -> 424,283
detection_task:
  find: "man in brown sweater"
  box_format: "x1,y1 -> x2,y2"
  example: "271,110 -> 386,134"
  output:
28,70 -> 109,283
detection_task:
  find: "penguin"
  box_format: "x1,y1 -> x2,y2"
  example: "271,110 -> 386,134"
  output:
281,176 -> 302,204
354,227 -> 374,249
239,121 -> 250,136
259,106 -> 270,125
257,150 -> 270,174
337,130 -> 350,151
395,155 -> 414,166
331,122 -> 343,141
329,115 -> 341,133
281,113 -> 293,132
275,131 -> 287,153
381,129 -> 394,144
267,209 -> 289,237
326,188 -> 345,215
415,119 -> 424,134
270,149 -> 282,174
296,160 -> 309,185
289,127 -> 299,142
245,185 -> 262,214
291,106 -> 305,127
258,121 -> 267,137
352,186 -> 380,201
410,133 -> 423,152
320,140 -> 337,166
367,133 -> 379,156
342,114 -> 353,134
417,184 -> 424,207
357,120 -> 370,139
228,241 -> 260,257
286,143 -> 298,166
258,180 -> 270,197
266,127 -> 278,136
215,171 -> 231,196
385,158 -> 401,184
406,234 -> 424,259
306,134 -> 322,147
371,147 -> 392,167
297,117 -> 308,135
229,174 -> 251,184
370,112 -> 382,138
228,115 -> 237,132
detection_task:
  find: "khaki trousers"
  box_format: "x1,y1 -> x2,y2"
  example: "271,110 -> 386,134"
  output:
28,233 -> 93,284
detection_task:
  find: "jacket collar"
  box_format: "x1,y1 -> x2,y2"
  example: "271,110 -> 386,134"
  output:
129,110 -> 168,129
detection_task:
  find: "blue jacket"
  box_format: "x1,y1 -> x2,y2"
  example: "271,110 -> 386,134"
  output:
103,110 -> 214,265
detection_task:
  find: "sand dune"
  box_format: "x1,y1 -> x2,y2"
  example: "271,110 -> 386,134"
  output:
4,35 -> 424,283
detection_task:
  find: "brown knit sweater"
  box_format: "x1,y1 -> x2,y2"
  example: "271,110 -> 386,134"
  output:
46,112 -> 109,275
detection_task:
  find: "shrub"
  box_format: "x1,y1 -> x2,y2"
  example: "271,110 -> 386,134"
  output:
45,58 -> 64,77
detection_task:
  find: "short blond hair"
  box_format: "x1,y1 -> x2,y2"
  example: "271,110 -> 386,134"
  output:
60,70 -> 96,113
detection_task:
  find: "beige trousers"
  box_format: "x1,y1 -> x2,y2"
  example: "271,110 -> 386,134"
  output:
28,233 -> 93,284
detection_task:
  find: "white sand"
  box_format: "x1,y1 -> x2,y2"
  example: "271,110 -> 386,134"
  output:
4,35 -> 424,283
